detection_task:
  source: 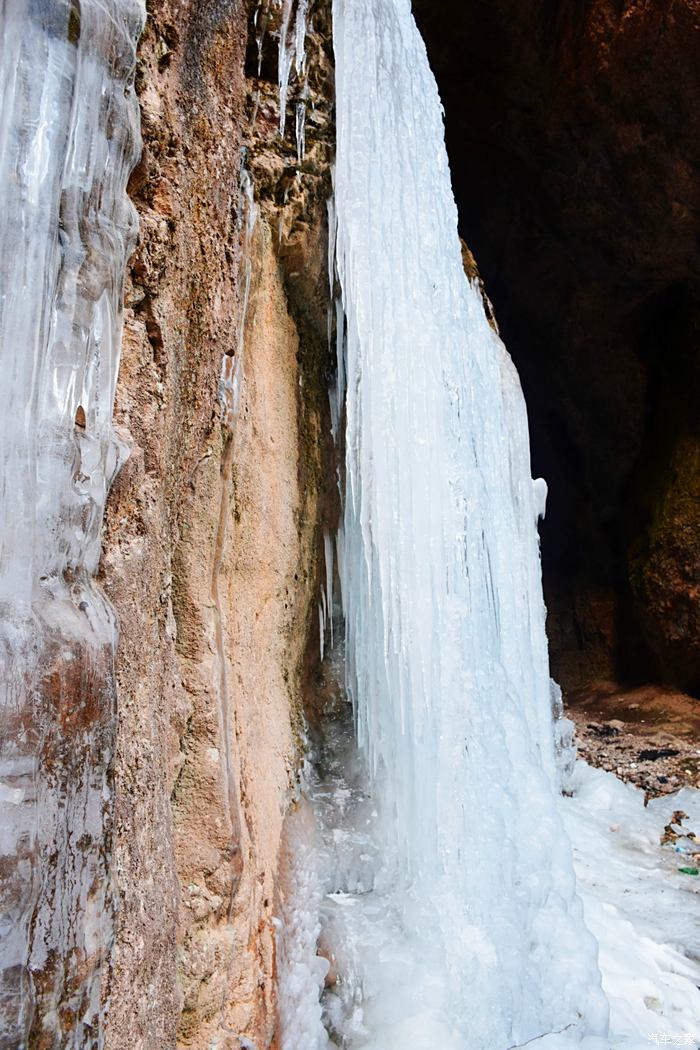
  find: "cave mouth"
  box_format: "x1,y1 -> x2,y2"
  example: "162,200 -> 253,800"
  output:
413,0 -> 700,706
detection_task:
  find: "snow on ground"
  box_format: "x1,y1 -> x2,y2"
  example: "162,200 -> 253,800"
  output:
562,762 -> 700,1049
278,705 -> 700,1050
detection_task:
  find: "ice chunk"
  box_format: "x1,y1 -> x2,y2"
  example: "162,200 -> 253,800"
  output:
533,476 -> 549,520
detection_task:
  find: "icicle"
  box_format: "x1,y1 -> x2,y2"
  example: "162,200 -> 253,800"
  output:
328,385 -> 339,441
335,298 -> 346,426
293,0 -> 309,163
326,193 -> 346,446
294,0 -> 309,74
318,601 -> 325,663
220,167 -> 258,432
293,5 -> 308,163
279,0 -> 310,147
335,523 -> 345,614
323,529 -> 334,648
254,1 -> 267,76
295,98 -> 306,163
326,192 -> 337,306
278,0 -> 294,137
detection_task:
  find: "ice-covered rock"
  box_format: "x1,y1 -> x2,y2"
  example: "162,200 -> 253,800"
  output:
0,1 -> 143,1043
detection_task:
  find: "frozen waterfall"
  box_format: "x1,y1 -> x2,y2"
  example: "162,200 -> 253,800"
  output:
0,1 -> 143,1045
280,0 -> 611,1046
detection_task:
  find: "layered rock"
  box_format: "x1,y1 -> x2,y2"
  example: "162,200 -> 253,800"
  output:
101,2 -> 334,1046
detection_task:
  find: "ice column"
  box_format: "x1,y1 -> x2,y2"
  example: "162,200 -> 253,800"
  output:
333,0 -> 608,1045
0,1 -> 143,1044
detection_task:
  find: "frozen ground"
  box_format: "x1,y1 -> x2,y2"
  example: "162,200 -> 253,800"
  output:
563,762 -> 700,1049
278,684 -> 700,1050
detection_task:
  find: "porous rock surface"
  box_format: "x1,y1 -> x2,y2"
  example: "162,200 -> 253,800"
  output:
100,2 -> 333,1046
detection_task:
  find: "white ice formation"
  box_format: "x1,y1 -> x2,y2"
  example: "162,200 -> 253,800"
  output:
323,0 -> 610,1044
0,1 -> 143,1044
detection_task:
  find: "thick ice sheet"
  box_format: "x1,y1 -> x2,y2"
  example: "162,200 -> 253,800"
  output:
0,1 -> 143,1042
330,0 -> 607,1044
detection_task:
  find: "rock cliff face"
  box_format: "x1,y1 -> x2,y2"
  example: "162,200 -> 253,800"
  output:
100,2 -> 333,1046
413,0 -> 700,696
80,0 -> 698,1043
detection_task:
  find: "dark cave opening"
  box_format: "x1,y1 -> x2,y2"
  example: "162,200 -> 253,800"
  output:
413,0 -> 700,701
